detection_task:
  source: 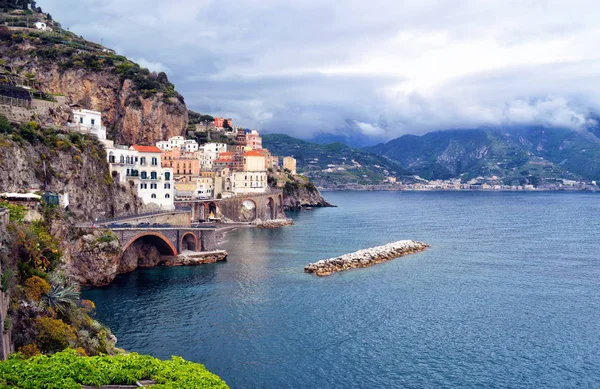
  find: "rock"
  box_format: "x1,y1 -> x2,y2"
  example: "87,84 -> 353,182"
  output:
255,219 -> 294,228
162,251 -> 227,267
304,240 -> 430,276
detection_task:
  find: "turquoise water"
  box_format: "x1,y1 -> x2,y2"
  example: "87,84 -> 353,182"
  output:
83,192 -> 600,389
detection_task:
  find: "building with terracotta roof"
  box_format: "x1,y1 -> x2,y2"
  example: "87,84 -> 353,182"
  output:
105,144 -> 174,210
246,130 -> 262,150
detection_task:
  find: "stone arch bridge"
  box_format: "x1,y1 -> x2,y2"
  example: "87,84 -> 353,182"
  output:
109,226 -> 217,256
176,191 -> 285,223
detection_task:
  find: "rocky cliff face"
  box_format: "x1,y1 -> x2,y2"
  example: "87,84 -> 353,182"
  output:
0,131 -> 144,221
3,59 -> 187,145
59,229 -> 122,287
282,175 -> 333,210
1,28 -> 188,145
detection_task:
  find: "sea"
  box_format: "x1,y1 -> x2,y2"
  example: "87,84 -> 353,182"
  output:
82,191 -> 600,389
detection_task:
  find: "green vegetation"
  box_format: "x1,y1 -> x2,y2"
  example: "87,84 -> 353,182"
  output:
263,134 -> 411,187
0,200 -> 26,222
0,12 -> 183,103
367,127 -> 600,183
188,110 -> 214,125
0,349 -> 229,389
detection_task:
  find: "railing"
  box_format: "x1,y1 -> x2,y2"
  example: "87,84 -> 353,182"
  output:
105,224 -> 217,230
93,207 -> 192,224
0,95 -> 31,108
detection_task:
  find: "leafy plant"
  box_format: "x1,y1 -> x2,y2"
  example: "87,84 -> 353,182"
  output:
23,275 -> 50,301
44,278 -> 80,314
34,317 -> 77,353
0,349 -> 229,389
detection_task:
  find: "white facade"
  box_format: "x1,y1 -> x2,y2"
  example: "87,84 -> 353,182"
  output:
231,171 -> 268,194
199,143 -> 227,170
70,108 -> 107,140
106,145 -> 175,210
34,22 -> 51,31
157,136 -> 199,152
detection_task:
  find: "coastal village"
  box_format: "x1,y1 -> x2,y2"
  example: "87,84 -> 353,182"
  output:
72,107 -> 297,213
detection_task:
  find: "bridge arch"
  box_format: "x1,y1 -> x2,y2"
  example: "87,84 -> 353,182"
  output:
266,197 -> 276,220
123,232 -> 177,256
181,232 -> 198,252
241,199 -> 257,221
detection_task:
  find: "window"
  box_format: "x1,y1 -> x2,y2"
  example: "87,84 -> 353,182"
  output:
151,194 -> 157,199
165,172 -> 170,181
140,157 -> 146,165
150,172 -> 157,180
152,157 -> 158,166
109,154 -> 115,163
91,119 -> 95,125
151,183 -> 157,189
141,171 -> 147,179
79,117 -> 83,124
165,194 -> 170,198
120,155 -> 125,163
164,183 -> 171,189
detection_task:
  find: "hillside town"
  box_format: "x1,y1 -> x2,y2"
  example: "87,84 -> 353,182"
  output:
72,108 -> 297,211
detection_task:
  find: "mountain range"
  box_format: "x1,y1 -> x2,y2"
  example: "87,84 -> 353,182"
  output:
265,125 -> 600,188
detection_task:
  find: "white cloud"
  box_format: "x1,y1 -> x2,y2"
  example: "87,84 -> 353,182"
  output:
42,0 -> 600,142
131,58 -> 171,74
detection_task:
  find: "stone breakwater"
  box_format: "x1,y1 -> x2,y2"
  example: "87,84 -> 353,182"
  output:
255,219 -> 294,228
304,240 -> 430,276
162,250 -> 227,267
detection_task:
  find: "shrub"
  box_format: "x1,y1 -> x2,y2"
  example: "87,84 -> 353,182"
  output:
17,344 -> 41,358
34,317 -> 77,353
0,200 -> 26,223
0,350 -> 229,389
80,299 -> 95,314
23,276 -> 51,302
96,231 -> 116,244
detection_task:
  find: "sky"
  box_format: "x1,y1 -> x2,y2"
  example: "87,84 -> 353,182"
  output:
42,0 -> 600,143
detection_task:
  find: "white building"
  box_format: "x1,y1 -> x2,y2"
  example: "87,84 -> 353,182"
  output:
34,22 -> 51,31
157,136 -> 199,152
231,171 -> 268,195
106,145 -> 175,210
69,108 -> 107,141
199,143 -> 227,170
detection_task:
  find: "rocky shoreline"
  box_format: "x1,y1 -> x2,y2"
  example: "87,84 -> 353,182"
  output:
304,240 -> 430,276
254,218 -> 294,228
162,250 -> 228,266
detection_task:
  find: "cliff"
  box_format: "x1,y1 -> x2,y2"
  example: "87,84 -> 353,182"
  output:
0,120 -> 144,221
0,21 -> 188,144
282,174 -> 333,210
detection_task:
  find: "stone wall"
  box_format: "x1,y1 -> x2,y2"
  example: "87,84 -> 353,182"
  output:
105,212 -> 190,226
218,191 -> 285,222
0,209 -> 13,360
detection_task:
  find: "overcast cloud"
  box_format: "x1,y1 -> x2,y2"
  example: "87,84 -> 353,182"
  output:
42,0 -> 600,142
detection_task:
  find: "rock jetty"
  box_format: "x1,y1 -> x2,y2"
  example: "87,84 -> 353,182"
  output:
162,250 -> 227,267
255,218 -> 294,228
304,240 -> 429,276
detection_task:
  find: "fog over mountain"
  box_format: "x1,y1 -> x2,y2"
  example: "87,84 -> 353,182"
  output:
43,0 -> 600,142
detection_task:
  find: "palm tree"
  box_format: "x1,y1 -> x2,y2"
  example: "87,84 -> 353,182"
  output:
44,272 -> 80,313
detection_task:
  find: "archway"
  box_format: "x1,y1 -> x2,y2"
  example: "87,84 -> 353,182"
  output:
240,199 -> 257,222
181,233 -> 197,252
121,232 -> 177,272
278,194 -> 283,210
123,232 -> 177,256
266,197 -> 275,220
208,202 -> 218,218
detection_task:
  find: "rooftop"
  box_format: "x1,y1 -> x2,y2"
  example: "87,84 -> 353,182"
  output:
132,145 -> 162,153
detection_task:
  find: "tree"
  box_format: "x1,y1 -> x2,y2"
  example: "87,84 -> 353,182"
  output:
46,12 -> 52,21
157,71 -> 168,84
